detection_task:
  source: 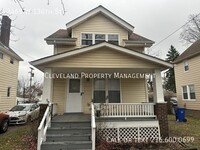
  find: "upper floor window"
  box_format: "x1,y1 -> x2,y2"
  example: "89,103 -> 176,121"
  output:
81,33 -> 119,46
82,33 -> 92,46
95,34 -> 105,44
10,58 -> 14,64
183,61 -> 189,72
108,34 -> 119,45
182,85 -> 196,100
7,87 -> 11,97
0,52 -> 3,59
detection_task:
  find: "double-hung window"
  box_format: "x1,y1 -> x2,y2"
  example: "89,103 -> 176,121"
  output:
81,33 -> 92,46
81,33 -> 119,46
182,85 -> 196,100
182,86 -> 188,99
183,61 -> 189,71
95,34 -> 105,44
189,85 -> 196,99
108,34 -> 119,45
93,79 -> 120,103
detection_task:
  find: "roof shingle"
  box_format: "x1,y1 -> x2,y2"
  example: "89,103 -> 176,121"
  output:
174,39 -> 200,63
129,33 -> 154,43
45,29 -> 71,39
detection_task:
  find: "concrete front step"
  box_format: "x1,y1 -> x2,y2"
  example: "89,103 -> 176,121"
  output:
46,133 -> 91,142
51,121 -> 91,128
47,127 -> 91,134
41,114 -> 92,150
41,141 -> 92,150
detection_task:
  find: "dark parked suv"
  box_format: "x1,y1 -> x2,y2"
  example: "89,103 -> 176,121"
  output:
0,112 -> 9,133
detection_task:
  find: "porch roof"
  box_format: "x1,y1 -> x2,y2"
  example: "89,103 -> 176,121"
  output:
30,42 -> 172,71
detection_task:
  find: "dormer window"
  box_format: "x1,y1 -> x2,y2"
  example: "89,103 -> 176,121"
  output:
82,33 -> 92,46
95,34 -> 105,44
81,33 -> 119,46
108,34 -> 118,45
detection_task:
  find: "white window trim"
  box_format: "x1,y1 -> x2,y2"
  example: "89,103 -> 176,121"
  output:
80,32 -> 120,46
182,85 -> 196,101
183,60 -> 189,72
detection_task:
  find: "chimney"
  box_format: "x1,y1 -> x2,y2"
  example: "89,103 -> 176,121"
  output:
0,16 -> 11,47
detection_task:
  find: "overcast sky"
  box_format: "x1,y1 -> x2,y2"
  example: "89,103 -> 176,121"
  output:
1,0 -> 200,81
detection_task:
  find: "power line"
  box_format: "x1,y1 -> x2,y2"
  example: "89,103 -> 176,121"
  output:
150,13 -> 200,50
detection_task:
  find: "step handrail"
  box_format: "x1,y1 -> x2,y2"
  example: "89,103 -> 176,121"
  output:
37,103 -> 52,150
91,102 -> 96,150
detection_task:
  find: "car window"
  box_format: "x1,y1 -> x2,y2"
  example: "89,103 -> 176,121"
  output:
10,105 -> 31,111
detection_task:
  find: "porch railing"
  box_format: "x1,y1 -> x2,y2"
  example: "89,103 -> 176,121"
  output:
99,103 -> 156,118
91,102 -> 96,150
37,103 -> 57,150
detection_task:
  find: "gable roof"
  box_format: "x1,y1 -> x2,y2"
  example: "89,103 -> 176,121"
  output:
174,39 -> 200,63
45,29 -> 71,39
66,5 -> 135,32
129,33 -> 154,43
30,42 -> 172,69
0,41 -> 23,61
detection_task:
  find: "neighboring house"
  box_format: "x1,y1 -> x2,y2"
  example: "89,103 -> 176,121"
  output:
0,16 -> 23,111
31,6 -> 172,149
174,39 -> 200,118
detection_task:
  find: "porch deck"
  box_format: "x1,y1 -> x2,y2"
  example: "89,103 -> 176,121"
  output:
52,113 -> 91,122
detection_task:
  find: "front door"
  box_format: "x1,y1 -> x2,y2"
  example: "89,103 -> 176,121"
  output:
66,79 -> 82,112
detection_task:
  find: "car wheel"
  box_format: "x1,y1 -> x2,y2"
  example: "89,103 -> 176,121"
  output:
0,119 -> 9,133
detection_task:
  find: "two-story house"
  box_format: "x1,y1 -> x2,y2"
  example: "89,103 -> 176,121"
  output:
174,39 -> 200,118
31,6 -> 173,150
0,16 -> 23,111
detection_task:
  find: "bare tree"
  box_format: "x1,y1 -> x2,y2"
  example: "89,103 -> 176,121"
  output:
180,14 -> 200,44
17,76 -> 43,102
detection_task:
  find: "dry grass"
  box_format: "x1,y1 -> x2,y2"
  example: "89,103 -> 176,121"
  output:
0,121 -> 38,150
168,115 -> 200,149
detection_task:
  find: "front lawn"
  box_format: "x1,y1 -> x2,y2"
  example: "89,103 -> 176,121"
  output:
0,122 -> 37,150
168,115 -> 200,149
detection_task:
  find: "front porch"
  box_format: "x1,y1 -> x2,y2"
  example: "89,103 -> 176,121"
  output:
38,101 -> 166,150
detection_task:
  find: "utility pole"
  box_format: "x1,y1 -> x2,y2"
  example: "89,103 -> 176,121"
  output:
29,67 -> 34,102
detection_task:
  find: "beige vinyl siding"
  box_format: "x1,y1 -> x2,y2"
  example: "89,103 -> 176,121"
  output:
0,51 -> 19,111
52,78 -> 66,114
72,13 -> 128,47
121,78 -> 147,103
52,78 -> 148,114
83,78 -> 92,114
175,55 -> 200,110
45,48 -> 163,69
56,45 -> 77,53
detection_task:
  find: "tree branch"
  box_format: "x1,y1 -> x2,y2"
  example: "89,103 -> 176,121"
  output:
15,0 -> 25,12
60,0 -> 66,15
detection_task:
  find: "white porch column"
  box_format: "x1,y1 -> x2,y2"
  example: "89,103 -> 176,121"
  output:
153,69 -> 164,103
43,68 -> 53,103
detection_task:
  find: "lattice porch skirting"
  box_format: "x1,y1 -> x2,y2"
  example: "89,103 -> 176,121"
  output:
96,120 -> 160,142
